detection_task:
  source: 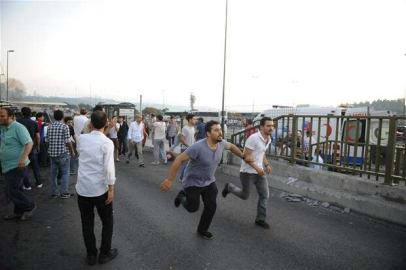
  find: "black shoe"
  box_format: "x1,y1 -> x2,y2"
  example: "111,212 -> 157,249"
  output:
197,231 -> 214,240
174,190 -> 186,207
98,249 -> 118,264
60,193 -> 71,199
139,163 -> 145,167
222,183 -> 229,198
255,220 -> 270,229
126,160 -> 129,164
86,253 -> 97,266
52,193 -> 60,198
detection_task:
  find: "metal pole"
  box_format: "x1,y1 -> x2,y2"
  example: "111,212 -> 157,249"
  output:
221,0 -> 228,132
140,94 -> 143,115
6,51 -> 9,101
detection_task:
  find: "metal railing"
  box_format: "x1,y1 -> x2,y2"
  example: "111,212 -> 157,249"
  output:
230,115 -> 406,186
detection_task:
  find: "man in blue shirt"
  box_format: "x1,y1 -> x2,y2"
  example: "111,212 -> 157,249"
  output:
195,117 -> 205,141
0,107 -> 37,221
160,120 -> 253,240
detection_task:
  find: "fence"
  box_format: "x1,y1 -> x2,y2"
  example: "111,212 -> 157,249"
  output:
230,114 -> 406,186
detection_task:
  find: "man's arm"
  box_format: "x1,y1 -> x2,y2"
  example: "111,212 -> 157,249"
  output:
242,147 -> 265,176
66,141 -> 75,157
18,142 -> 33,170
226,143 -> 255,163
103,141 -> 116,204
180,131 -> 188,147
104,118 -> 117,136
35,132 -> 40,152
160,153 -> 190,192
263,154 -> 271,175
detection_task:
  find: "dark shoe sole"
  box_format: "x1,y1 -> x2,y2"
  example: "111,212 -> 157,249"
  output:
174,197 -> 181,207
255,220 -> 270,229
197,231 -> 214,240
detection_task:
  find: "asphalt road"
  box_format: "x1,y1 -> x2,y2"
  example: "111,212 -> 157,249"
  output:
1,150 -> 405,270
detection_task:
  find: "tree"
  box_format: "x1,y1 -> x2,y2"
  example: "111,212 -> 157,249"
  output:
142,107 -> 162,115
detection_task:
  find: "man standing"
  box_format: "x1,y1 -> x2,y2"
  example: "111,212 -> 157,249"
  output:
160,120 -> 253,240
0,107 -> 37,221
76,111 -> 117,265
151,115 -> 167,165
107,116 -> 120,162
126,114 -> 146,167
117,116 -> 129,156
179,114 -> 196,179
74,108 -> 88,136
46,110 -> 75,199
167,116 -> 178,147
222,117 -> 274,229
17,107 -> 42,189
64,117 -> 78,175
195,117 -> 205,141
35,112 -> 48,167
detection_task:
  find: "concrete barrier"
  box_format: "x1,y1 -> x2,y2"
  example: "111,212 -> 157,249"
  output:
221,150 -> 406,226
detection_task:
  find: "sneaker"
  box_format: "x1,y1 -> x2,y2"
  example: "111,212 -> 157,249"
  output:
139,163 -> 146,167
20,205 -> 37,221
115,158 -> 120,162
163,161 -> 167,164
255,220 -> 270,229
222,183 -> 229,198
151,162 -> 160,165
37,184 -> 43,189
86,253 -> 97,266
60,193 -> 71,199
52,193 -> 60,198
70,171 -> 76,175
4,213 -> 22,220
98,248 -> 118,264
197,231 -> 214,240
23,186 -> 32,191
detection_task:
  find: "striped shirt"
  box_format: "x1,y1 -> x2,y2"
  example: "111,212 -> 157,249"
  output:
45,121 -> 70,157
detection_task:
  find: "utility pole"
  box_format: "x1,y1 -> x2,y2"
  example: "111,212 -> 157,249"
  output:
221,0 -> 228,132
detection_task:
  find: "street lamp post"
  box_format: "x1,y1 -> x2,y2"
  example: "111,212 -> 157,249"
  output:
0,73 -> 5,101
6,50 -> 15,101
221,0 -> 228,132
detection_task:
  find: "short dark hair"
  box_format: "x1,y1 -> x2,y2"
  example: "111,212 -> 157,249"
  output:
118,116 -> 123,119
1,107 -> 15,117
186,114 -> 195,121
260,117 -> 273,126
64,116 -> 73,123
21,107 -> 32,118
53,110 -> 64,121
157,115 -> 163,121
91,111 -> 107,129
93,105 -> 103,112
80,108 -> 87,115
36,112 -> 44,119
205,120 -> 220,134
247,119 -> 253,125
198,117 -> 204,123
170,116 -> 175,119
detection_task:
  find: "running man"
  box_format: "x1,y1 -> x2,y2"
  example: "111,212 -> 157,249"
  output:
222,117 -> 274,229
160,120 -> 253,240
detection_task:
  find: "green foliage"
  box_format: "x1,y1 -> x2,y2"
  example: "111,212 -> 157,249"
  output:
350,99 -> 405,115
142,107 -> 162,115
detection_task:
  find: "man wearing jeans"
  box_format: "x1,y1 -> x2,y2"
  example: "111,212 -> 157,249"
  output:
222,117 -> 274,229
160,121 -> 253,240
46,110 -> 75,199
151,115 -> 167,165
126,114 -> 146,167
0,107 -> 37,221
76,110 -> 117,265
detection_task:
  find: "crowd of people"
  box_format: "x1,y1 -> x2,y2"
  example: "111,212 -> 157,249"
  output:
1,104 -> 278,265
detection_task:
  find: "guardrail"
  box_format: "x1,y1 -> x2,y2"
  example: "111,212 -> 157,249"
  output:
230,115 -> 406,186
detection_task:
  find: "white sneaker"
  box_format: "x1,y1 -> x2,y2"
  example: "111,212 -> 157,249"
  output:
151,162 -> 160,165
23,186 -> 32,191
37,184 -> 43,189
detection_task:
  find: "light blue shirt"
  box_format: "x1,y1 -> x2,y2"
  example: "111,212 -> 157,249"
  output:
0,121 -> 32,173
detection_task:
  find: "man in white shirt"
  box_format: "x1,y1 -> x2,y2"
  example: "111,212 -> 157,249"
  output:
107,116 -> 120,162
151,115 -> 167,165
179,114 -> 196,179
126,114 -> 146,167
76,111 -> 118,265
73,108 -> 88,136
222,117 -> 274,229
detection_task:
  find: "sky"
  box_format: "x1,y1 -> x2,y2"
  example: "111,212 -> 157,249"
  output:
1,0 -> 406,112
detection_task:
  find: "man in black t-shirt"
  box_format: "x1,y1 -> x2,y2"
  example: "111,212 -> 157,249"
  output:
17,107 -> 42,189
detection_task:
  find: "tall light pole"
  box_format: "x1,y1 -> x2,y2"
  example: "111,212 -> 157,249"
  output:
221,0 -> 228,132
0,73 -> 5,101
6,50 -> 15,101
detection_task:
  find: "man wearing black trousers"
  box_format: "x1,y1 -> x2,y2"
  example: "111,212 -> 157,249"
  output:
76,111 -> 117,265
117,116 -> 129,156
160,120 -> 253,240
